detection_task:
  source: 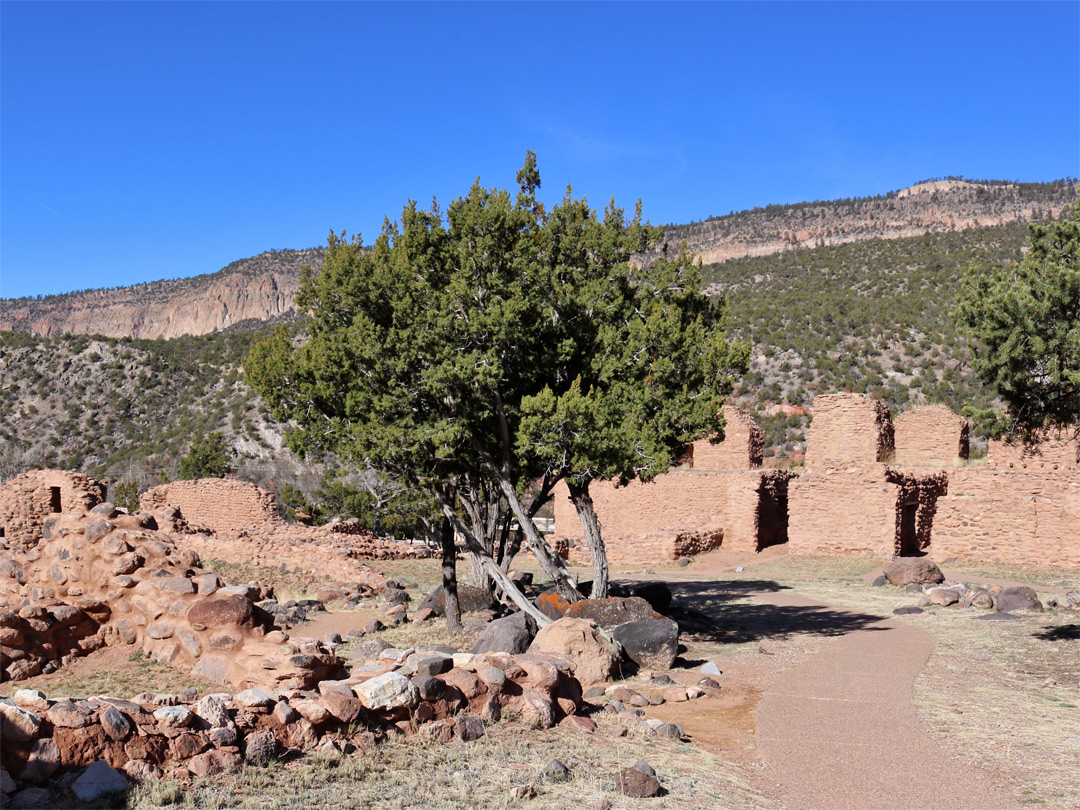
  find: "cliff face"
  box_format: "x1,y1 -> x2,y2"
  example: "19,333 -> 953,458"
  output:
656,179 -> 1077,266
0,249 -> 321,340
1,180 -> 1076,340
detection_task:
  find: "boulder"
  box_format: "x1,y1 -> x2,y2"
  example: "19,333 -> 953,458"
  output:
417,585 -> 493,616
927,586 -> 964,606
611,619 -> 679,669
564,597 -> 662,629
0,704 -> 42,742
527,617 -> 621,685
353,671 -> 420,711
471,611 -> 538,655
186,596 -> 256,630
610,581 -> 673,614
995,587 -> 1043,613
243,730 -> 279,767
883,558 -> 944,586
616,765 -> 662,798
534,591 -> 572,620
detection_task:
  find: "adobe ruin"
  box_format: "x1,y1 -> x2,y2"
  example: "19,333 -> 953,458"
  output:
140,478 -> 285,533
0,470 -> 106,551
551,395 -> 1079,568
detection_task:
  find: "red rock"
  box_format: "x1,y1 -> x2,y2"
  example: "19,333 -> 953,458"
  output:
186,596 -> 254,630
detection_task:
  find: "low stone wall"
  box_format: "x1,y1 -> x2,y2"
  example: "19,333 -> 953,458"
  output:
140,479 -> 284,533
0,470 -> 106,552
0,649 -> 585,796
0,510 -> 339,689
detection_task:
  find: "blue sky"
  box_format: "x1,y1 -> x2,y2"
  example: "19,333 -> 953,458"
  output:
2,1 -> 1077,299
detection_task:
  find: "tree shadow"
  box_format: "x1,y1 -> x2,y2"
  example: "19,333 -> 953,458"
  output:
1034,624 -> 1080,641
668,579 -> 889,645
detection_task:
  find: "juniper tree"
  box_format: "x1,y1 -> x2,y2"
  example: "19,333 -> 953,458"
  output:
954,203 -> 1080,444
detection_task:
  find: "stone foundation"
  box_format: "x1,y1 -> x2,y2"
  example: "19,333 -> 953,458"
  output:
140,479 -> 284,533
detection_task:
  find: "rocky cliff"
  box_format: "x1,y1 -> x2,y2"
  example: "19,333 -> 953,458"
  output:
1,180 -> 1075,341
0,249 -> 321,340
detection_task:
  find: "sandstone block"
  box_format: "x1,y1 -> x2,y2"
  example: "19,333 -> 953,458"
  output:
527,618 -> 621,686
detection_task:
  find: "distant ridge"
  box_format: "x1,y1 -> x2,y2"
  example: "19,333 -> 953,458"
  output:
1,179 -> 1075,341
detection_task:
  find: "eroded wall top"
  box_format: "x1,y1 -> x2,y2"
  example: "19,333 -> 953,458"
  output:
692,406 -> 764,470
989,436 -> 1079,470
804,394 -> 894,466
0,469 -> 106,550
893,406 -> 969,466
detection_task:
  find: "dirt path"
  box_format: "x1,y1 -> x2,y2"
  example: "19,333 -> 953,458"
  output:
752,590 -> 1019,810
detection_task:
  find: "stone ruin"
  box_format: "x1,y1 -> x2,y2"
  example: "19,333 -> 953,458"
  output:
0,470 -> 106,552
140,479 -> 285,533
553,406 -> 794,561
552,396 -> 1079,568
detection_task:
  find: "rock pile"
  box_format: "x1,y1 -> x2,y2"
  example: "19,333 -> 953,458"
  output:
0,507 -> 340,689
0,645 -> 587,801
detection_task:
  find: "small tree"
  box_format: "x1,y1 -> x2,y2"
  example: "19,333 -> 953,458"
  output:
954,203 -> 1080,444
179,432 -> 232,479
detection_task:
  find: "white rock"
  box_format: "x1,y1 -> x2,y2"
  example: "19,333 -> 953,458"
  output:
152,705 -> 193,728
71,761 -> 128,803
0,703 -> 42,742
13,690 -> 49,712
233,689 -> 275,708
353,671 -> 419,711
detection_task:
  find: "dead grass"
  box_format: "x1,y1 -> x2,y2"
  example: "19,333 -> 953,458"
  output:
127,717 -> 778,810
200,558 -> 320,602
0,648 -> 215,701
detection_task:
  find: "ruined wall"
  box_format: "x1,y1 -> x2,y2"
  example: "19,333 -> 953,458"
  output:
933,467 -> 1080,568
552,469 -> 763,562
691,406 -> 764,470
804,394 -> 894,467
893,406 -> 969,466
141,479 -> 284,533
787,463 -> 898,556
988,437 -> 1079,470
0,470 -> 106,551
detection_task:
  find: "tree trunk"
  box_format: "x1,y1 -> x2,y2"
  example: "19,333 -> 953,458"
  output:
434,494 -> 552,627
491,471 -> 583,602
440,517 -> 462,632
567,480 -> 609,599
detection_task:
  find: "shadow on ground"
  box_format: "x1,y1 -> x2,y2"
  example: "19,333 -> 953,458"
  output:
1034,624 -> 1080,641
668,579 -> 889,645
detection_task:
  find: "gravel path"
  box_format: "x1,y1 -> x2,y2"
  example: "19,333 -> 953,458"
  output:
753,591 -> 1019,810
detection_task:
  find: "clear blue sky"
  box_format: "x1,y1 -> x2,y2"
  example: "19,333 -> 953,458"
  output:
2,1 -> 1077,299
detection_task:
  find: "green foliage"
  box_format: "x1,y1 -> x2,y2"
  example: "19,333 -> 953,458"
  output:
179,432 -> 231,479
111,478 -> 141,513
954,203 -> 1080,441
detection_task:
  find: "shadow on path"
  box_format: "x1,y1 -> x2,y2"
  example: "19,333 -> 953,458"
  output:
668,579 -> 888,645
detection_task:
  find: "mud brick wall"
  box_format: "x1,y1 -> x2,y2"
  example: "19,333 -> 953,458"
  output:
893,406 -> 969,466
0,470 -> 106,551
141,479 -> 284,533
804,394 -> 894,467
552,469 -> 763,561
787,463 -> 898,556
988,437 -> 1079,471
692,406 -> 764,470
933,468 -> 1080,568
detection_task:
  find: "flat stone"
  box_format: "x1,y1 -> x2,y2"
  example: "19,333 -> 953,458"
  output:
46,700 -> 96,728
153,705 -> 194,728
12,690 -> 49,712
22,738 -> 61,783
233,689 -> 274,708
71,760 -> 128,803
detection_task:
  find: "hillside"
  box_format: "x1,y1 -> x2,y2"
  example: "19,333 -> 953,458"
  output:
0,327 -> 306,492
1,179 -> 1075,341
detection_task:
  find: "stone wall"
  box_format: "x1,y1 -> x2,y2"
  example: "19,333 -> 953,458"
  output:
141,479 -> 284,533
553,469 -> 763,562
0,510 -> 338,689
988,436 -> 1079,470
893,406 -> 969,465
0,470 -> 106,551
932,467 -> 1080,568
804,394 -> 894,466
787,463 -> 898,556
691,406 -> 765,470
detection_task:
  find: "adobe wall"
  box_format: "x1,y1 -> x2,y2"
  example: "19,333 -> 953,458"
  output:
691,406 -> 765,470
933,467 -> 1080,568
0,470 -> 106,551
893,406 -> 969,465
988,436 -> 1079,470
787,462 -> 898,556
552,469 -> 763,562
140,479 -> 284,533
804,394 -> 894,466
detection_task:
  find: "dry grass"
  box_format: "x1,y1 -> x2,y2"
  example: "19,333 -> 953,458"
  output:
0,648 -> 215,701
127,718 -> 778,810
200,558 -> 320,602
